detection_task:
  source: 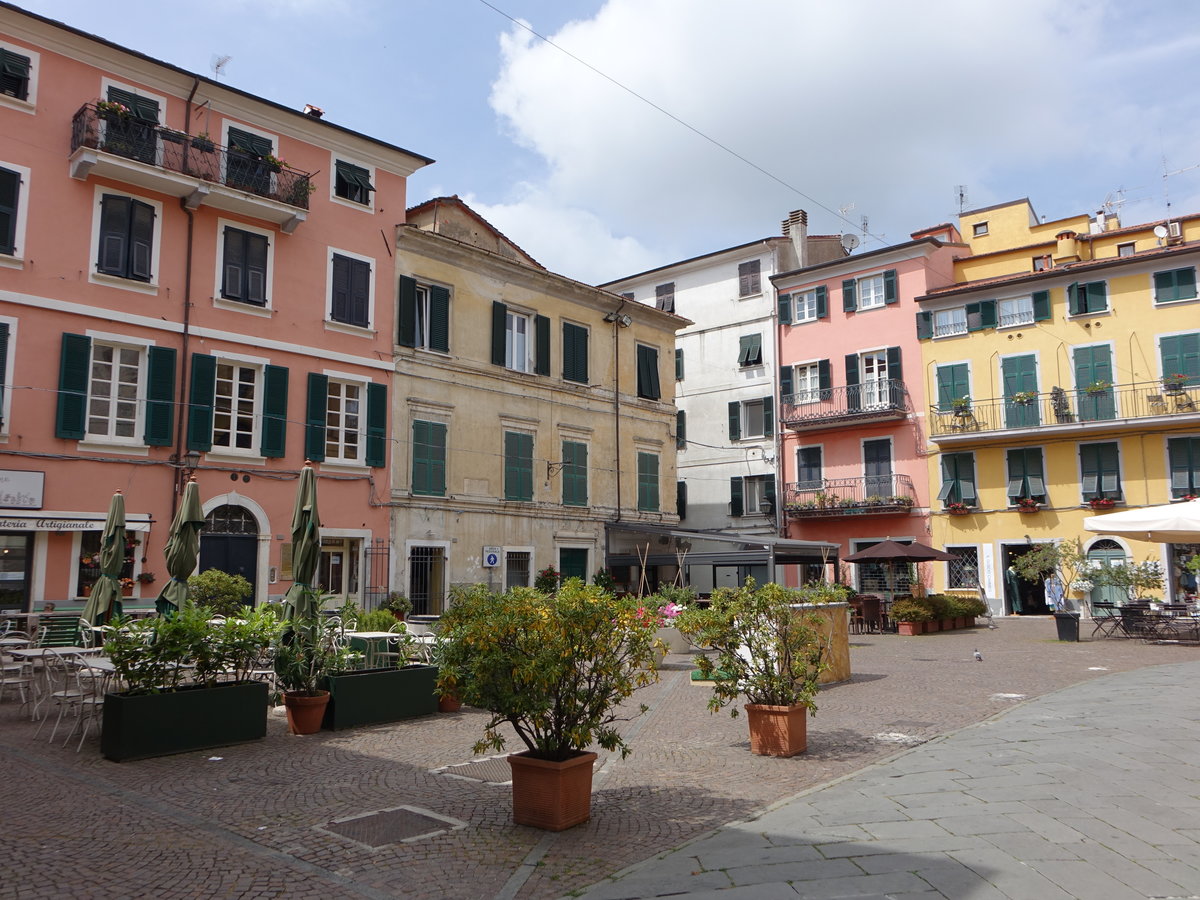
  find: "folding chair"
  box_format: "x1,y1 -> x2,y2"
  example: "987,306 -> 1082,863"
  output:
1090,602 -> 1123,639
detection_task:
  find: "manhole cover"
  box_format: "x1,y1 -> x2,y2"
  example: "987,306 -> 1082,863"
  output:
437,756 -> 514,784
322,806 -> 465,847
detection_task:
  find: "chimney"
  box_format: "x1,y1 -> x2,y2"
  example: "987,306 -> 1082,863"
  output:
1054,230 -> 1080,263
781,209 -> 808,269
303,104 -> 324,119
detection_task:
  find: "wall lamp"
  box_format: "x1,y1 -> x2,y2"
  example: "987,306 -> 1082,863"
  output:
604,312 -> 633,327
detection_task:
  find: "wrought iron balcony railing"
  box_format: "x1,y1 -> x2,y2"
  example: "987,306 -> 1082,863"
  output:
781,379 -> 909,431
70,104 -> 313,210
929,380 -> 1199,439
784,474 -> 917,518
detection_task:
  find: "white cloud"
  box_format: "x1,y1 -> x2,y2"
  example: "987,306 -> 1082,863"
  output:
484,0 -> 1200,282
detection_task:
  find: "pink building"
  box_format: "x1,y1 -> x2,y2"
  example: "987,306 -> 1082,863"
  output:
0,6 -> 431,613
773,225 -> 961,589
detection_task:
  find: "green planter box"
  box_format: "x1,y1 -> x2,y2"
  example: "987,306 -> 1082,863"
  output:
102,680 -> 268,762
320,664 -> 438,730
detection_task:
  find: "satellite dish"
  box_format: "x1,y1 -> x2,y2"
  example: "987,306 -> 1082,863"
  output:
840,233 -> 860,253
1154,224 -> 1169,238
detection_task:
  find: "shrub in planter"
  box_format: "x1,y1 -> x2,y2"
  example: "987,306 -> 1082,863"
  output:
187,568 -> 253,617
890,598 -> 934,633
381,591 -> 412,621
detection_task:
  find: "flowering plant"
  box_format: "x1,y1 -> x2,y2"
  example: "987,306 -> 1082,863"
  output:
1085,380 -> 1111,394
136,571 -> 156,584
1010,391 -> 1037,404
1016,497 -> 1041,511
945,501 -> 971,513
119,577 -> 135,590
262,153 -> 288,170
96,100 -> 130,116
1068,579 -> 1094,594
1088,497 -> 1116,509
533,565 -> 559,594
1163,373 -> 1189,387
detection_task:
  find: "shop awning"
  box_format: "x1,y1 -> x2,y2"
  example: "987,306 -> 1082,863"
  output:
0,510 -> 153,532
605,522 -> 838,568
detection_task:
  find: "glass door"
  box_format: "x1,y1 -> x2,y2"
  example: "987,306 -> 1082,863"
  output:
0,532 -> 33,613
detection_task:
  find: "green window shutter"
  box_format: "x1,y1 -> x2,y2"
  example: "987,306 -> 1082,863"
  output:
886,346 -> 902,383
397,275 -> 417,347
143,346 -> 176,446
780,365 -> 793,397
936,365 -> 956,412
107,87 -> 159,123
304,372 -> 328,463
765,477 -> 776,511
1161,333 -> 1200,385
636,345 -> 661,400
958,454 -> 977,503
562,322 -> 588,384
330,254 -> 350,323
534,314 -> 550,376
0,49 -> 30,100
429,285 -> 450,352
258,365 -> 288,458
56,333 -> 91,440
0,166 -> 18,255
348,258 -> 370,328
227,127 -> 272,158
186,353 -> 216,452
818,359 -> 832,398
675,347 -> 684,381
562,440 -> 587,506
777,292 -> 792,325
1032,290 -> 1051,321
916,311 -> 933,340
965,302 -> 983,332
1067,282 -> 1082,315
844,353 -> 859,387
816,285 -> 828,318
842,278 -> 857,311
676,409 -> 687,449
978,299 -> 997,329
762,395 -> 774,437
676,481 -> 687,519
127,199 -> 154,282
504,431 -> 533,501
0,322 -> 8,421
1168,437 -> 1200,497
1176,268 -> 1196,301
365,382 -> 386,467
1086,281 -> 1107,312
738,334 -> 760,366
412,420 -> 447,496
491,301 -> 507,367
730,477 -> 744,517
1153,270 -> 1173,302
97,195 -> 129,276
728,400 -> 741,441
637,452 -> 659,512
883,269 -> 898,304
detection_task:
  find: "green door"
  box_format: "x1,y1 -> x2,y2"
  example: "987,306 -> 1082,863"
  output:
1087,539 -> 1127,606
1002,355 -> 1040,428
1074,345 -> 1115,421
559,548 -> 589,582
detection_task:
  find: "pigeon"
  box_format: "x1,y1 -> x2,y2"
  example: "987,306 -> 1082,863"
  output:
973,649 -> 983,662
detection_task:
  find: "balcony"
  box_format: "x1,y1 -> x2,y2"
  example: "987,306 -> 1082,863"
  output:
784,474 -> 917,519
781,380 -> 909,432
929,380 -> 1200,443
69,104 -> 311,233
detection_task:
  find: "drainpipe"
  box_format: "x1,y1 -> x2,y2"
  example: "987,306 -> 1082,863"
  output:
609,300 -> 627,521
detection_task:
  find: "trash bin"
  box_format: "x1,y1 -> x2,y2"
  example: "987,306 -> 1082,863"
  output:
1053,611 -> 1080,642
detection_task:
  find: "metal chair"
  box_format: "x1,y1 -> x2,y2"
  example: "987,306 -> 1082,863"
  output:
1090,602 -> 1123,638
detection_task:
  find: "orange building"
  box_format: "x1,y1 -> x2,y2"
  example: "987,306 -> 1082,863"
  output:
0,6 -> 431,612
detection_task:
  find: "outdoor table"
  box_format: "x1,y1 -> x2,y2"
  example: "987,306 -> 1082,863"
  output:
343,631 -> 397,667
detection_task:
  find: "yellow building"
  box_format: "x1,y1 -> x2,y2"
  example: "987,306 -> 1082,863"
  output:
916,199 -> 1200,614
391,198 -> 686,613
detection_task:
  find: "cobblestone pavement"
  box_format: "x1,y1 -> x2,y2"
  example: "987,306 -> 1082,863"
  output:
1,618 -> 1197,899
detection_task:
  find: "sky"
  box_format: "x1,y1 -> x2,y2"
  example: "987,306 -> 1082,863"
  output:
19,0 -> 1200,284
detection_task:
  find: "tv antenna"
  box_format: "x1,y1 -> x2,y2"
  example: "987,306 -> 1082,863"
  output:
860,215 -> 869,236
955,185 -> 969,213
211,54 -> 232,81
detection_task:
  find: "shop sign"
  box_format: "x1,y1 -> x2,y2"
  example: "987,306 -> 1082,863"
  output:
0,470 -> 44,509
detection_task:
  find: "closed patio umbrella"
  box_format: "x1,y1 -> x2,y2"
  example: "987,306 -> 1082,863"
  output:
81,491 -> 126,627
155,479 -> 204,617
281,463 -> 321,622
1084,498 -> 1200,543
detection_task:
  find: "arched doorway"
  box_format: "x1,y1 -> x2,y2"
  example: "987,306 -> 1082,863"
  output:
1087,539 -> 1127,607
199,504 -> 259,606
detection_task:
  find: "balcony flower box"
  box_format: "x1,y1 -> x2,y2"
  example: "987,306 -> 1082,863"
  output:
945,502 -> 971,516
1163,374 -> 1189,394
1088,497 -> 1116,510
1016,498 -> 1041,513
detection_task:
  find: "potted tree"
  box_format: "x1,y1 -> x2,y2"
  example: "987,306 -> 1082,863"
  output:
435,579 -> 660,830
274,604 -> 350,735
675,579 -> 829,758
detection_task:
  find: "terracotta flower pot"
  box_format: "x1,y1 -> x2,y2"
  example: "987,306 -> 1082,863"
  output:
897,621 -> 921,636
744,702 -> 808,757
437,694 -> 461,713
507,750 -> 597,831
282,690 -> 330,735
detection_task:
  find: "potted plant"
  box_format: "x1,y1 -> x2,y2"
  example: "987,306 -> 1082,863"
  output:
1088,497 -> 1116,510
952,396 -> 971,416
643,584 -> 695,654
889,597 -> 934,635
136,571 -> 156,585
674,579 -> 829,758
1010,391 -> 1037,405
381,591 -> 413,622
1163,373 -> 1188,394
1085,380 -> 1111,395
274,600 -> 351,735
1016,497 -> 1041,513
102,605 -> 282,761
945,501 -> 971,515
533,565 -> 560,593
435,579 -> 660,830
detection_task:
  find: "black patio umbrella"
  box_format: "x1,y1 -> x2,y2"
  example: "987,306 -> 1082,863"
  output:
843,540 -> 957,604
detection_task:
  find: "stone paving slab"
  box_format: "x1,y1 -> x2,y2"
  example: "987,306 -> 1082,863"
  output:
2,618 -> 1199,899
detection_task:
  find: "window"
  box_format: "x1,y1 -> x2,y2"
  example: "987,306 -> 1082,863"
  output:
738,260 -> 761,297
323,380 -> 363,463
1080,441 -> 1122,502
77,531 -> 134,600
789,362 -> 826,404
935,363 -> 970,413
1002,353 -> 1040,427
408,545 -> 446,616
225,126 -> 275,195
972,222 -> 989,237
319,536 -> 362,600
561,440 -> 588,507
220,226 -> 268,305
1168,437 -> 1200,499
933,307 -> 967,337
655,283 -> 675,313
938,452 -> 977,507
730,474 -> 775,517
505,550 -> 531,589
636,344 -> 661,400
330,253 -> 372,328
675,348 -> 684,380
842,269 -> 897,312
102,86 -> 159,165
1117,242 -> 1136,258
0,47 -> 31,101
0,165 -> 19,256
675,409 -> 686,450
792,287 -> 825,323
55,333 -> 175,446
303,374 -> 384,466
947,546 -> 979,589
214,362 -> 258,452
997,296 -> 1035,328
412,420 -> 446,496
504,431 -> 534,501
97,194 -> 155,282
637,452 -> 659,512
738,333 -> 762,367
398,276 -> 450,352
796,447 -> 822,490
1153,267 -> 1198,304
728,396 -> 773,440
562,321 -> 589,384
847,347 -> 901,410
491,302 -> 549,375
334,160 -> 374,205
1066,280 -> 1108,315
185,354 -> 288,458
1032,255 -> 1051,271
1160,333 -> 1200,387
1006,447 -> 1047,504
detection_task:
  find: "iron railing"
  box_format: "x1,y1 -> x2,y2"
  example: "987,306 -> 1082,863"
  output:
781,379 -> 909,430
71,103 -> 313,210
929,380 -> 1199,438
784,473 -> 917,517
